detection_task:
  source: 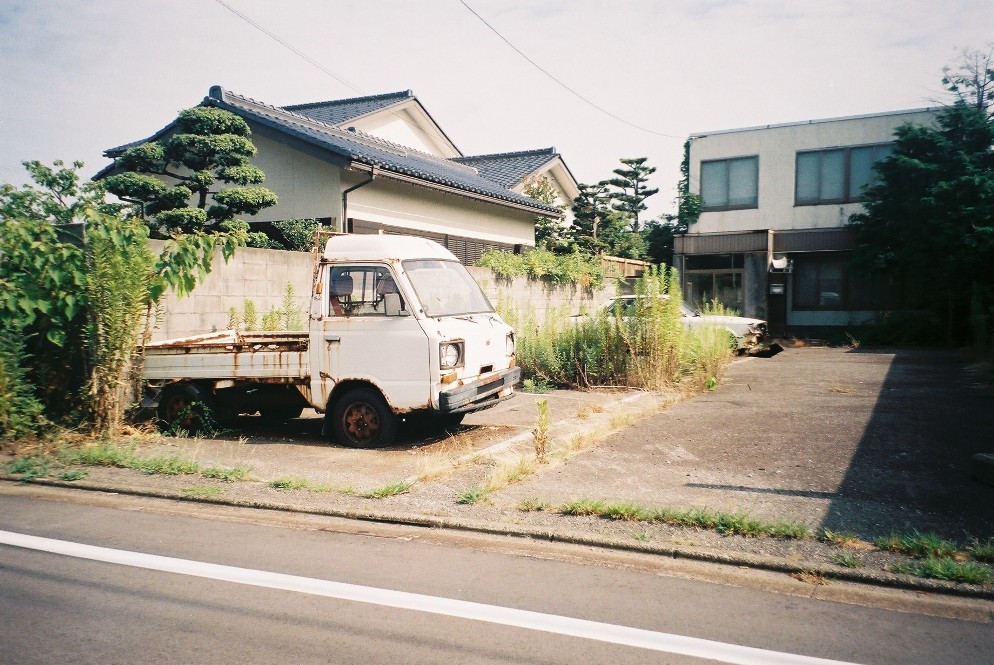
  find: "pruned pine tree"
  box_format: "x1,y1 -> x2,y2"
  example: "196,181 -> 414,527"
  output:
607,157 -> 659,232
104,107 -> 277,245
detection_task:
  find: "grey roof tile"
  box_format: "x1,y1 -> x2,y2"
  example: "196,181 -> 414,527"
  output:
283,90 -> 414,126
453,148 -> 559,189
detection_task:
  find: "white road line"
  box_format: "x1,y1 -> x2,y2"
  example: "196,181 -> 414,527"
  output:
0,529 -> 861,665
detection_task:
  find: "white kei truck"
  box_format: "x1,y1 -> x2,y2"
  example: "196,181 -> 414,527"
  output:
143,234 -> 521,448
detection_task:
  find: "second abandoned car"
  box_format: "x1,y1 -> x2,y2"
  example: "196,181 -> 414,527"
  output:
144,234 -> 520,448
604,295 -> 769,352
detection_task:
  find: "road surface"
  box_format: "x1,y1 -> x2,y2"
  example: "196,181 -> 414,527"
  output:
0,487 -> 990,664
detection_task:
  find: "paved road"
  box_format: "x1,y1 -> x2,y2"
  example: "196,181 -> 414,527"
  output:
1,491 -> 991,664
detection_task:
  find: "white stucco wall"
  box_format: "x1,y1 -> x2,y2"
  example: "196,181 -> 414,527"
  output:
689,108 -> 938,234
348,176 -> 536,246
350,106 -> 456,158
247,128 -> 344,224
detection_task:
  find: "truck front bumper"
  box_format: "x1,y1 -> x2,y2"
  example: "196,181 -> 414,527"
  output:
439,367 -> 522,415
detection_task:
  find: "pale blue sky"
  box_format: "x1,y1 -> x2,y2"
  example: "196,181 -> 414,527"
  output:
1,0 -> 990,218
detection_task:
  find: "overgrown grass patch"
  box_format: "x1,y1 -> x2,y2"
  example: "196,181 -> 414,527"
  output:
889,559 -> 993,585
134,455 -> 201,476
518,497 -> 550,512
362,481 -> 413,499
202,465 -> 253,482
875,531 -> 959,559
269,476 -> 334,492
181,485 -> 223,499
968,538 -> 994,563
58,470 -> 88,481
560,499 -> 607,516
557,499 -> 813,540
456,487 -> 488,505
60,442 -> 136,468
830,551 -> 863,568
4,455 -> 51,480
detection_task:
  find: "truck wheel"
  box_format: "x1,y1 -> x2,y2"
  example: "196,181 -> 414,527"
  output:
259,406 -> 304,422
330,387 -> 397,448
158,383 -> 212,434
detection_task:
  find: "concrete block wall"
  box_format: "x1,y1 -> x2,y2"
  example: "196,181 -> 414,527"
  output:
150,242 -> 314,342
150,243 -> 626,341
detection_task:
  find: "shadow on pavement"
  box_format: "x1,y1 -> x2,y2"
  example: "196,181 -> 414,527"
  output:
820,348 -> 994,540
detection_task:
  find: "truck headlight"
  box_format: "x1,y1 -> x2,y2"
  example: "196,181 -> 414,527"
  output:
506,332 -> 515,356
440,341 -> 463,369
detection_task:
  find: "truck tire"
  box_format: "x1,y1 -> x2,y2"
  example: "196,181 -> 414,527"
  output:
158,383 -> 212,434
330,387 -> 397,448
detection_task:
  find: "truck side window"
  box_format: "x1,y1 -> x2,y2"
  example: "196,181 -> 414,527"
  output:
327,266 -> 403,317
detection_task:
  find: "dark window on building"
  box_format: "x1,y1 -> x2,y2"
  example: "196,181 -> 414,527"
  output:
700,156 -> 758,210
792,252 -> 900,310
795,144 -> 892,205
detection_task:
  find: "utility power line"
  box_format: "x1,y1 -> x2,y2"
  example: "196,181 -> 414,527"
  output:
213,0 -> 362,94
459,0 -> 683,140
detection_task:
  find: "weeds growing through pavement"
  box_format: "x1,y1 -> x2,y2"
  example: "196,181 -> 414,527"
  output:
362,481 -> 413,499
518,498 -> 550,512
202,465 -> 253,482
181,485 -> 224,499
558,499 -> 813,540
830,552 -> 863,568
532,399 -> 549,462
889,559 -> 993,585
269,476 -> 333,492
967,538 -> 994,563
874,531 -> 959,559
456,487 -> 488,505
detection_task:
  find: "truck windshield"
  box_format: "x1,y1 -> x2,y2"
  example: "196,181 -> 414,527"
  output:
403,259 -> 494,318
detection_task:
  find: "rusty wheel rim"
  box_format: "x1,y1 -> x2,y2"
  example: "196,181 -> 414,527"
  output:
343,402 -> 379,443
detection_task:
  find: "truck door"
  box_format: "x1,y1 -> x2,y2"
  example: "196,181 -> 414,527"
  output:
314,264 -> 431,413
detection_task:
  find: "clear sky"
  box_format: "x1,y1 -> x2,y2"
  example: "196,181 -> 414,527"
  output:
1,0 -> 991,220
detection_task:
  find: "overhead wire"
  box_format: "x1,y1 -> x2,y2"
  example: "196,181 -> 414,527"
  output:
213,0 -> 363,95
458,0 -> 683,140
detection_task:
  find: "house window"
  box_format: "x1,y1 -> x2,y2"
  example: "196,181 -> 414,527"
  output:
795,144 -> 892,205
700,156 -> 758,210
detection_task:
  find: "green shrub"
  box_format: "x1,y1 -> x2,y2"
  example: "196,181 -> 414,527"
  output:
479,248 -> 604,287
0,329 -> 47,441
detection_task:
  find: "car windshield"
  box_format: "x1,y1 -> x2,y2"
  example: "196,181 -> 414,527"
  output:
403,259 -> 494,318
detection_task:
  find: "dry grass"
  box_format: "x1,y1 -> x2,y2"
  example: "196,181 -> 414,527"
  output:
414,450 -> 455,482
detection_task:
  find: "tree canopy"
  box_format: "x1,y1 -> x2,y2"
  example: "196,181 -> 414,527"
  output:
849,53 -> 994,345
607,157 -> 659,232
104,106 -> 277,243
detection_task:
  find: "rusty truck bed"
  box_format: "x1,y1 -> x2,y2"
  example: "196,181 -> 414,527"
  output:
143,331 -> 310,381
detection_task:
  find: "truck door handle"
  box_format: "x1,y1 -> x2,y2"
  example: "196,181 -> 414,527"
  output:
324,335 -> 341,343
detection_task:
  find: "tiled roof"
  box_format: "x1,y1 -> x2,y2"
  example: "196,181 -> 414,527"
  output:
453,148 -> 560,189
100,87 -> 560,216
282,90 -> 414,126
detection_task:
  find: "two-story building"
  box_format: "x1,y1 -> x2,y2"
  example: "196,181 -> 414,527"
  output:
674,108 -> 938,336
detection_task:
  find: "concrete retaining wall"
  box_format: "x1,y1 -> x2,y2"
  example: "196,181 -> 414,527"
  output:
150,243 -> 625,342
